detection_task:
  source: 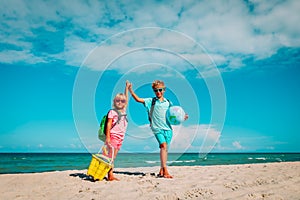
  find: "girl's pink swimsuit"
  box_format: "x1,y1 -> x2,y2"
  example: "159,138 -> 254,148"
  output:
108,109 -> 128,150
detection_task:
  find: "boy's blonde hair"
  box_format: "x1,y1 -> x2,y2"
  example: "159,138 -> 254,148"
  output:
152,80 -> 165,89
113,93 -> 127,108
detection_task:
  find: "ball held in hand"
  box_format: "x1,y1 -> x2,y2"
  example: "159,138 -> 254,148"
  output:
166,106 -> 186,125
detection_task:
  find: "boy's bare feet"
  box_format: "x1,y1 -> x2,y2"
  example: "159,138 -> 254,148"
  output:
158,168 -> 164,177
157,167 -> 173,178
163,173 -> 173,178
163,169 -> 173,178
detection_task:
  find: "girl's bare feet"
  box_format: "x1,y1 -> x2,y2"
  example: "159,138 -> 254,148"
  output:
108,169 -> 119,181
108,175 -> 120,181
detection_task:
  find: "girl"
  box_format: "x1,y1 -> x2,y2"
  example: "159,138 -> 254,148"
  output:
105,81 -> 129,181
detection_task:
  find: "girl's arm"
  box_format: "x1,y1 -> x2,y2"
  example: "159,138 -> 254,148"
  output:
105,118 -> 113,144
124,81 -> 129,109
128,83 -> 145,103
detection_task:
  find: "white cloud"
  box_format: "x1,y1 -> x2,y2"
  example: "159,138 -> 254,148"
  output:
171,124 -> 221,153
0,50 -> 46,64
64,36 -> 99,67
123,124 -> 221,153
80,28 -> 217,76
213,125 -> 291,152
251,0 -> 300,44
232,141 -> 244,150
1,0 -> 299,73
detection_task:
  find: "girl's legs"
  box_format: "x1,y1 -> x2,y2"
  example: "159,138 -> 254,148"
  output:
159,142 -> 173,178
108,148 -> 119,181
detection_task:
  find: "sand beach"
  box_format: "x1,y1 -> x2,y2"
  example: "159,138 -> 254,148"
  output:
0,162 -> 299,200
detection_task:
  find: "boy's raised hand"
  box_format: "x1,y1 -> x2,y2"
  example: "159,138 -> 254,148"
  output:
127,81 -> 133,91
126,80 -> 131,88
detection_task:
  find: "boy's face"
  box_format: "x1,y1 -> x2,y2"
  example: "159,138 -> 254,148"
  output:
153,84 -> 165,98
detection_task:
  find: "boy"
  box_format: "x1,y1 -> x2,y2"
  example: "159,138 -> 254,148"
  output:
128,80 -> 187,178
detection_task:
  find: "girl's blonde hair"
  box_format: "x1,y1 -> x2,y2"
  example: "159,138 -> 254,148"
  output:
112,93 -> 127,108
152,80 -> 165,89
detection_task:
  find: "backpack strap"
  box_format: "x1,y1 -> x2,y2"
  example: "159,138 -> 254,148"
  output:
103,109 -> 127,138
148,97 -> 171,123
148,97 -> 157,123
166,99 -> 171,107
111,109 -> 127,128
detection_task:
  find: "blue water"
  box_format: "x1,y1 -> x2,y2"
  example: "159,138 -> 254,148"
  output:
0,153 -> 299,174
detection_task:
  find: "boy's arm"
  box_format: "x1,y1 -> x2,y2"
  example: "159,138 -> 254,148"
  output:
128,83 -> 145,103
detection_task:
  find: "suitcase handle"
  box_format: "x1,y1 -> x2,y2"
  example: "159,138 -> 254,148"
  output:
98,144 -> 115,165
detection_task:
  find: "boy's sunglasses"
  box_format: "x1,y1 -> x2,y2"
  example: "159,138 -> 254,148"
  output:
115,99 -> 126,103
153,88 -> 165,93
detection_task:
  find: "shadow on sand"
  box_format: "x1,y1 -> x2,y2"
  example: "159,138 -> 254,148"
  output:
69,172 -> 99,182
114,171 -> 148,176
69,170 -> 154,182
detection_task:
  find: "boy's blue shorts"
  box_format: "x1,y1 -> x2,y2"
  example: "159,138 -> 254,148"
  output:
154,130 -> 173,147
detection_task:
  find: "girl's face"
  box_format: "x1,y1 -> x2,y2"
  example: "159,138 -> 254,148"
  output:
153,84 -> 165,98
114,98 -> 126,109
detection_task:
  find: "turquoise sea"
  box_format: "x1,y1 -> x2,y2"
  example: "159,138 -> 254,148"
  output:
0,153 -> 299,174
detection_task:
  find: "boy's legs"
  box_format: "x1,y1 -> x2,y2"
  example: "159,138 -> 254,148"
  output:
159,142 -> 173,178
155,130 -> 173,178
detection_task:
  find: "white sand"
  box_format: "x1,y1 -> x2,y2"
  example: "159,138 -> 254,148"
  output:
0,162 -> 299,200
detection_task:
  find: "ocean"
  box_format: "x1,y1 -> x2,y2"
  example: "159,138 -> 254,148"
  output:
0,153 -> 299,174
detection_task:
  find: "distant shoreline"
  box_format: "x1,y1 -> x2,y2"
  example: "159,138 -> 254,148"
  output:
1,152 -> 299,174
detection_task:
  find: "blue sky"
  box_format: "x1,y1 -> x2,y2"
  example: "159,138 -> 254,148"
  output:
0,0 -> 299,153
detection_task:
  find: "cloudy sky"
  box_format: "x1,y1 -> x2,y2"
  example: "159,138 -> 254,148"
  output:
0,0 -> 299,153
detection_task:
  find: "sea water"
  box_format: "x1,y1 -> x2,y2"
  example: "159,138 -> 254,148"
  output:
0,153 -> 299,174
